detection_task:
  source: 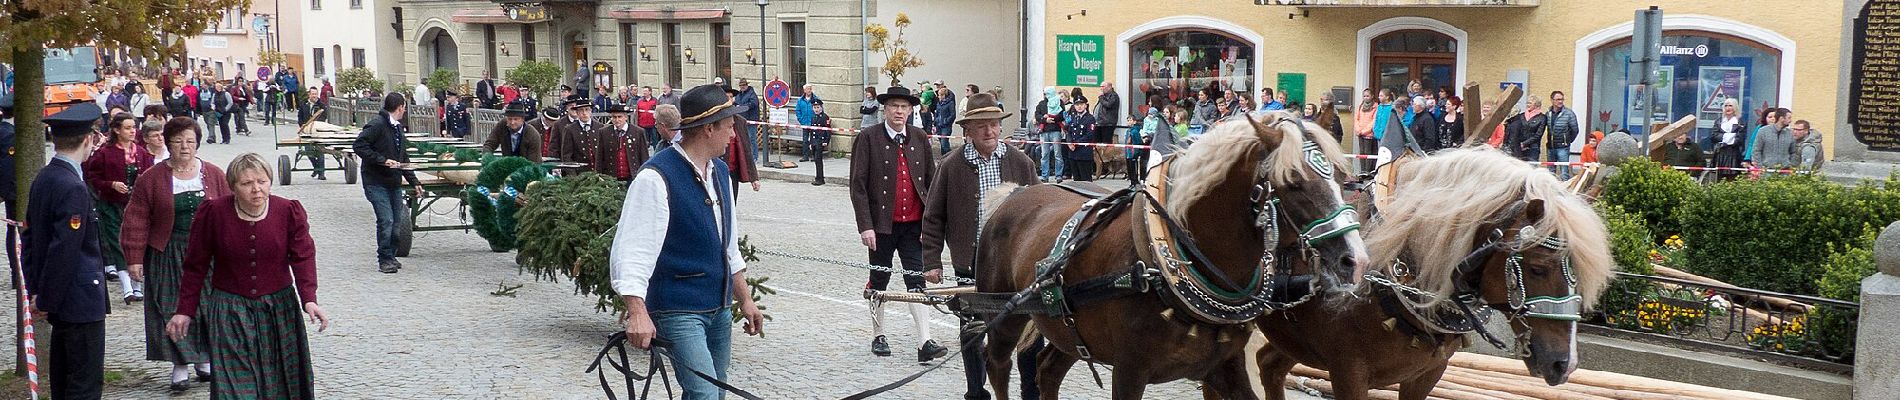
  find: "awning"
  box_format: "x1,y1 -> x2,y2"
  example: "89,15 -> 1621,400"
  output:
451,8 -> 550,24
608,8 -> 729,21
1259,0 -> 1537,6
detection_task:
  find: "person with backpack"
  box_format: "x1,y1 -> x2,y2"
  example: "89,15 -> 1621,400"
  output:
207,81 -> 234,144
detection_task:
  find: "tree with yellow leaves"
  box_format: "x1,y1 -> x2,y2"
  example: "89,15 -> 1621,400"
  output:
864,13 -> 924,87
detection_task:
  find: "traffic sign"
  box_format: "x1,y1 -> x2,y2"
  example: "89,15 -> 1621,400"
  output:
763,79 -> 791,108
257,67 -> 272,81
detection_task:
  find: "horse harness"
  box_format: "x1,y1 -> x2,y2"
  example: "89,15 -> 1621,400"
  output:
1364,202 -> 1584,353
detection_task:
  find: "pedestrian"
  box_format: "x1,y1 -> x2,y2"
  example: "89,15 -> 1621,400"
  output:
1437,96 -> 1463,150
859,86 -> 882,129
1711,99 -> 1747,181
83,112 -> 153,304
658,84 -> 681,107
1260,87 -> 1285,111
535,106 -> 565,160
128,84 -> 153,125
718,84 -> 762,198
476,71 -> 499,109
593,100 -> 649,181
1143,95 -> 1179,170
413,81 -> 434,108
483,103 -> 543,162
264,82 -> 282,125
796,84 -> 818,161
25,103 -> 111,400
558,95 -> 600,170
636,86 -> 660,151
1406,96 -> 1443,154
1749,108 -> 1796,171
849,86 -> 947,363
933,86 -> 957,155
208,80 -> 234,144
1063,99 -> 1096,182
165,87 -> 191,119
808,100 -> 833,186
1033,87 -> 1065,182
1511,96 -> 1549,162
732,79 -> 762,162
121,117 -> 227,392
608,84 -> 766,400
1579,130 -> 1605,164
1544,91 -> 1579,178
141,120 -> 169,163
919,92 -> 1044,400
655,104 -> 682,151
167,153 -> 327,400
442,92 -> 472,139
352,93 -> 426,274
0,94 -> 13,208
1662,132 -> 1706,171
1093,83 -> 1121,144
571,60 -> 592,99
1793,119 -> 1824,171
158,68 -> 176,99
230,77 -> 251,136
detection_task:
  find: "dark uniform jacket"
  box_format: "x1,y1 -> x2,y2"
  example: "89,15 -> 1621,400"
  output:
561,119 -> 602,169
594,123 -> 651,180
849,123 -> 934,235
483,123 -> 543,162
921,145 -> 1037,277
24,159 -> 108,323
444,102 -> 472,138
353,112 -> 423,188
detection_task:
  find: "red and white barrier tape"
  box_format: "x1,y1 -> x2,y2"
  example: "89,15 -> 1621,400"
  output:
1337,153 -> 1803,174
11,223 -> 41,400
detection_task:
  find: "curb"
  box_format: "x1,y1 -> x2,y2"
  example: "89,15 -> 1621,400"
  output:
757,167 -> 849,186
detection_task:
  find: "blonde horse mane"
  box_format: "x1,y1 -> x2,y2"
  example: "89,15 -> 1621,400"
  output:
1166,110 -> 1350,217
1361,147 -> 1613,309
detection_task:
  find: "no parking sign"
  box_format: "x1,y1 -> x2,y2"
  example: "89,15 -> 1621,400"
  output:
764,79 -> 791,108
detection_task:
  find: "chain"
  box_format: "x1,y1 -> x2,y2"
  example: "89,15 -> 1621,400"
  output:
754,248 -> 977,284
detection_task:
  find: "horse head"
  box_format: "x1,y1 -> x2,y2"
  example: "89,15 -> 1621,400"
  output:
1241,112 -> 1372,288
1475,195 -> 1612,386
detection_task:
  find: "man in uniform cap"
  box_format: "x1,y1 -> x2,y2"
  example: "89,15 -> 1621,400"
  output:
558,95 -> 602,172
442,91 -> 472,139
849,86 -> 947,363
483,102 -> 543,162
594,101 -> 649,181
609,84 -> 766,400
26,103 -> 111,399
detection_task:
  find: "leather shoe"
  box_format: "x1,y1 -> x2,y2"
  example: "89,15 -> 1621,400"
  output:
870,335 -> 892,357
917,340 -> 949,364
378,262 -> 398,273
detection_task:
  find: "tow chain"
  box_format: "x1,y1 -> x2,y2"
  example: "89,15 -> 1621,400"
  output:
754,248 -> 977,285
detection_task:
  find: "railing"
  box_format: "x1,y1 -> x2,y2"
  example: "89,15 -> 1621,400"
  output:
1588,272 -> 1858,372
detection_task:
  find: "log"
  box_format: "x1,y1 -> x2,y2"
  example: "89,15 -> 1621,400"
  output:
1443,368 -> 1701,400
1432,379 -> 1526,400
1447,353 -> 1795,400
1289,364 -> 1501,400
1652,265 -> 1811,312
1432,369 -> 1615,400
1464,85 -> 1522,147
1280,376 -> 1418,400
1645,115 -> 1700,161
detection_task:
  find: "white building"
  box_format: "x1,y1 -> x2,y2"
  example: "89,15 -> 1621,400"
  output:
183,2 -> 304,83
300,0 -> 403,88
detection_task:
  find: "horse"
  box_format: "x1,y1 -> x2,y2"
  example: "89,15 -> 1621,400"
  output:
1246,147 -> 1615,400
974,110 -> 1371,400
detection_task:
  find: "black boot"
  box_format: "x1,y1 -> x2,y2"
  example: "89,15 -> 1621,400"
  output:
918,340 -> 949,364
871,335 -> 892,357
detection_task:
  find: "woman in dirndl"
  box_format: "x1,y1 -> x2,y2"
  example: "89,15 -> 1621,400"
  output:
123,117 -> 230,391
83,112 -> 155,303
169,153 -> 330,399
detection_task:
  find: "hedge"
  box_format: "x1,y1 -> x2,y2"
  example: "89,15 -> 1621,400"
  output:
1676,173 -> 1900,295
1595,204 -> 1654,325
1600,158 -> 1699,243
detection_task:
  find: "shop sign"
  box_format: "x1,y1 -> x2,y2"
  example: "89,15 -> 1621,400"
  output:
504,4 -> 548,22
203,36 -> 228,49
1056,35 -> 1105,87
1276,73 -> 1306,105
1659,44 -> 1710,58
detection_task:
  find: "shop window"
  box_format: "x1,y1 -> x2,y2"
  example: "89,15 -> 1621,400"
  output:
1127,29 -> 1254,117
1587,31 -> 1780,149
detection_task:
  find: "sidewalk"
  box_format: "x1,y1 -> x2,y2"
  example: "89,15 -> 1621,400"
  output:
751,148 -> 1136,189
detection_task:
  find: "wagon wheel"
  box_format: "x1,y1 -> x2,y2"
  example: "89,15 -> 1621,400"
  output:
343,156 -> 359,184
277,155 -> 294,186
395,211 -> 413,258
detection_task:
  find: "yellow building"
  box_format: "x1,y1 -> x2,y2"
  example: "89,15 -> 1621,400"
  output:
1030,0 -> 1855,161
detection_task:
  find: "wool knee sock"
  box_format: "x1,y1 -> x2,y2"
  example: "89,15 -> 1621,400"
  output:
868,298 -> 886,338
117,272 -> 138,297
909,303 -> 933,343
171,364 -> 190,382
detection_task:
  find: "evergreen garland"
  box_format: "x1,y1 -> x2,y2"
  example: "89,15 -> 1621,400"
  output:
515,173 -> 630,313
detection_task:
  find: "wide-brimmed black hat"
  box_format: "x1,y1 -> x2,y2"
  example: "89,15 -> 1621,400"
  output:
502,102 -> 534,118
876,86 -> 920,106
563,95 -> 593,109
540,107 -> 564,120
676,84 -> 748,131
602,100 -> 633,114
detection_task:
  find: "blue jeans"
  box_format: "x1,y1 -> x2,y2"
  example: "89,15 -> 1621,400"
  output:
362,184 -> 405,265
1038,131 -> 1064,179
655,308 -> 734,400
1546,147 -> 1572,179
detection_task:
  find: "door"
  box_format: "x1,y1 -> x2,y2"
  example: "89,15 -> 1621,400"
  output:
1369,30 -> 1457,97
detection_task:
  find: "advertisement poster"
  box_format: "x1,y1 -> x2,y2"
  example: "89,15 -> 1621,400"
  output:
1697,66 -> 1746,119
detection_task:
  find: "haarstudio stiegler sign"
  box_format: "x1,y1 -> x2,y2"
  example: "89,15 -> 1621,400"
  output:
1057,35 -> 1105,87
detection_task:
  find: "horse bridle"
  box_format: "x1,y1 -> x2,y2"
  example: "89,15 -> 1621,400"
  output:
1443,203 -> 1583,350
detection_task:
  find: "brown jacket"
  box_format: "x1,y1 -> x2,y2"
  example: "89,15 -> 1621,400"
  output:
482,122 -> 544,162
593,123 -> 651,179
849,123 -> 935,234
922,145 -> 1038,276
120,160 -> 231,265
560,119 -> 601,168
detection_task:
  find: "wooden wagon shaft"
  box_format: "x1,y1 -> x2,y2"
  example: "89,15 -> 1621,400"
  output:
1447,352 -> 1795,400
1463,84 -> 1523,147
1652,265 -> 1811,313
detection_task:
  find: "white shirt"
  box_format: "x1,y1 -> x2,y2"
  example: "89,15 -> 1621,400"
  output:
608,152 -> 746,299
1719,116 -> 1743,145
172,172 -> 204,194
885,122 -> 908,141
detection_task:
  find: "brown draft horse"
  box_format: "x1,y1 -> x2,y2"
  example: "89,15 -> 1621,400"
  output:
976,111 -> 1370,400
1247,147 -> 1615,400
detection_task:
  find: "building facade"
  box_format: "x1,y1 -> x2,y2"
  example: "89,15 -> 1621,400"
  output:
1031,0 -> 1850,160
302,0 -> 405,86
184,1 -> 306,83
390,0 -> 1021,128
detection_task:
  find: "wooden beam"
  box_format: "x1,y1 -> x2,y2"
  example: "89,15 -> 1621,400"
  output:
1465,84 -> 1522,147
1462,81 -> 1483,138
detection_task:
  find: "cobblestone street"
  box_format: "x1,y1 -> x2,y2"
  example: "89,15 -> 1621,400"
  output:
0,116 -> 1318,399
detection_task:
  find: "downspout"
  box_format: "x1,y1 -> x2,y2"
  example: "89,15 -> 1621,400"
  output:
862,0 -> 870,90
1019,0 -> 1028,129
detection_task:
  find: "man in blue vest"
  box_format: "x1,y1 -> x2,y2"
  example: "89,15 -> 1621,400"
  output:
610,84 -> 766,400
26,103 -> 111,400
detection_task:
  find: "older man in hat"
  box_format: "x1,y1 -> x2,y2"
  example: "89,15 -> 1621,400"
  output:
26,103 -> 112,399
594,100 -> 650,181
850,86 -> 947,363
610,83 -> 766,400
558,95 -> 602,169
483,102 -> 543,162
919,93 -> 1044,399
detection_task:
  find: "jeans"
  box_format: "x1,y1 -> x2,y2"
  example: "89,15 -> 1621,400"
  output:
232,108 -> 249,133
1545,147 -> 1572,179
654,308 -> 734,400
796,127 -> 811,160
363,184 -> 405,265
1038,131 -> 1064,180
644,127 -> 660,153
264,102 -> 278,124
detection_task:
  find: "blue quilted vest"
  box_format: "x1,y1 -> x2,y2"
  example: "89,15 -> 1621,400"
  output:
644,147 -> 735,313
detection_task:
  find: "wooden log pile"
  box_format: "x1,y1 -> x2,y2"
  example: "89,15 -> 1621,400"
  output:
1280,352 -> 1795,400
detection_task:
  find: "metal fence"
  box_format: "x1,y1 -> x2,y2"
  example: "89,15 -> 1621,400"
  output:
1588,272 -> 1859,372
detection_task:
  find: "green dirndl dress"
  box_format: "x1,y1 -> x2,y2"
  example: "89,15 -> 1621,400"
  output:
204,287 -> 315,399
97,164 -> 140,268
144,190 -> 211,363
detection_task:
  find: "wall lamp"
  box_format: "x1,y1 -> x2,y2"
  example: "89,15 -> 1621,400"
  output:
684,47 -> 696,63
639,46 -> 652,61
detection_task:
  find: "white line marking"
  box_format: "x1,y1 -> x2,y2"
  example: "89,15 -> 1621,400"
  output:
776,287 -> 959,329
